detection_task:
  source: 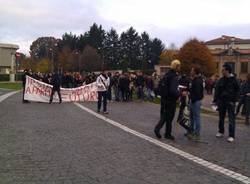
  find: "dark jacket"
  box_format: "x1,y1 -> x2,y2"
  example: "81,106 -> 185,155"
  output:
119,76 -> 130,90
51,74 -> 61,89
189,76 -> 204,103
146,78 -> 154,90
240,81 -> 250,102
214,75 -> 240,104
160,69 -> 180,101
136,76 -> 145,87
22,71 -> 30,87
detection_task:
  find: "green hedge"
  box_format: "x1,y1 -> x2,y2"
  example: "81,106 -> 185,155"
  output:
0,74 -> 9,81
0,73 -> 23,81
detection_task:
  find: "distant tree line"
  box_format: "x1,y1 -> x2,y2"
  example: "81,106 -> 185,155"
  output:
23,23 -> 165,73
20,23 -> 216,77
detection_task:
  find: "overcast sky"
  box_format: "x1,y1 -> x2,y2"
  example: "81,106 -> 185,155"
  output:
1,0 -> 250,54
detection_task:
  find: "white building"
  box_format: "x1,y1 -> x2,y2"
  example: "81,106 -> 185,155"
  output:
0,43 -> 19,75
205,35 -> 250,79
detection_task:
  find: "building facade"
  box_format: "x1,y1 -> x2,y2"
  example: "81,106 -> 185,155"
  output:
0,43 -> 19,74
205,35 -> 250,79
154,65 -> 170,76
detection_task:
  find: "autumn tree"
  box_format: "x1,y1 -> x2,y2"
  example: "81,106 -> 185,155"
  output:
58,46 -> 74,72
80,45 -> 102,72
36,59 -> 51,73
30,37 -> 59,59
159,50 -> 178,66
178,39 -> 215,76
20,57 -> 36,71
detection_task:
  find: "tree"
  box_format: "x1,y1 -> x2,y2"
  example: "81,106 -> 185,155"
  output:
58,46 -> 74,72
30,37 -> 59,59
36,58 -> 51,73
84,23 -> 106,50
159,50 -> 178,65
178,39 -> 215,76
119,27 -> 140,70
77,34 -> 88,52
60,32 -> 78,51
80,45 -> 102,72
28,23 -> 167,72
103,28 -> 120,70
20,57 -> 36,71
149,38 -> 165,68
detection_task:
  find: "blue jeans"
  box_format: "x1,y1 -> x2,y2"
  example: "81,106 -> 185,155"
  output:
189,100 -> 202,135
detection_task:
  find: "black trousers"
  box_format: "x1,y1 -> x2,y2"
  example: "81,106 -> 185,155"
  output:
218,102 -> 236,138
121,88 -> 129,101
107,87 -> 112,101
155,99 -> 177,136
22,85 -> 25,101
98,91 -> 107,112
50,87 -> 62,103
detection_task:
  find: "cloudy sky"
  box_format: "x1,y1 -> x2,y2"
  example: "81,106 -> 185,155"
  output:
1,0 -> 250,54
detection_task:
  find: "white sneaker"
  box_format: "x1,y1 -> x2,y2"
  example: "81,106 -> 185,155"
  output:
216,132 -> 224,138
227,137 -> 234,142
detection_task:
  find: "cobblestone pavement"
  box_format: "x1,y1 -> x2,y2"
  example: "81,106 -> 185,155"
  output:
82,100 -> 250,177
0,93 -> 249,184
202,94 -> 213,109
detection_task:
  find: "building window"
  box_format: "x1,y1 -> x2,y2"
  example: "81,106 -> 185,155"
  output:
241,62 -> 248,73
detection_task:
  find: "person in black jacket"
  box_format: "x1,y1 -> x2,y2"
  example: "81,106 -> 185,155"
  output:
154,60 -> 181,140
187,66 -> 204,140
135,72 -> 145,100
213,63 -> 240,142
49,72 -> 62,104
236,74 -> 250,125
22,69 -> 31,103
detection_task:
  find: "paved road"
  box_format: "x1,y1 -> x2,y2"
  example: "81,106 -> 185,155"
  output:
0,88 -> 12,96
0,92 -> 249,184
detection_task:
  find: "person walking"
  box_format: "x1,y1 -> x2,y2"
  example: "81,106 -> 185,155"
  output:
213,63 -> 240,142
154,60 -> 181,140
96,71 -> 110,114
187,66 -> 204,140
49,72 -> 62,104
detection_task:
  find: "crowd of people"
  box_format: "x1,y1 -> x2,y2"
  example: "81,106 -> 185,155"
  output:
154,60 -> 250,143
22,62 -> 250,143
22,70 -> 161,102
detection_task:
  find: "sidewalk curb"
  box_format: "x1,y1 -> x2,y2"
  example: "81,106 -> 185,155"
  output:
0,90 -> 21,103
